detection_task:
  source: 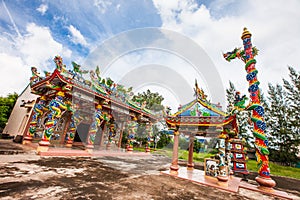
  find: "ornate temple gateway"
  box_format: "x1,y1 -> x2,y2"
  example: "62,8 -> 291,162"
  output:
23,56 -> 158,152
165,81 -> 248,181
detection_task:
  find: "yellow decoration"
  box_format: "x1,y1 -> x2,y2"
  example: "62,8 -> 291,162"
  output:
173,130 -> 180,136
219,133 -> 227,139
57,91 -> 65,97
241,27 -> 252,39
40,96 -> 47,100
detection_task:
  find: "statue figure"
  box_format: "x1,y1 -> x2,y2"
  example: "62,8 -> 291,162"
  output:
234,91 -> 248,109
54,55 -> 66,72
30,67 -> 42,84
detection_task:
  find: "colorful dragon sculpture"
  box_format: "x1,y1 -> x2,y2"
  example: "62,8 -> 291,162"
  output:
24,96 -> 48,141
86,104 -> 105,148
54,55 -> 67,72
30,67 -> 42,85
108,123 -> 116,144
65,116 -> 76,146
145,122 -> 153,152
126,117 -> 138,151
40,91 -> 67,145
65,103 -> 81,146
223,28 -> 275,187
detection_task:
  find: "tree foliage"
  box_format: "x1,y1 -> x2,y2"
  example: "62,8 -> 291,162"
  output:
155,130 -> 172,149
227,67 -> 299,166
225,81 -> 253,148
266,67 -> 300,165
133,89 -> 164,111
0,93 -> 18,132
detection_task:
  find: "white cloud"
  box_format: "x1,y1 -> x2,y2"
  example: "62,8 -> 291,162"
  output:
94,0 -> 112,14
19,23 -> 71,67
116,4 -> 121,11
0,53 -> 29,96
152,0 -> 300,106
0,23 -> 72,96
68,25 -> 88,47
36,4 -> 48,15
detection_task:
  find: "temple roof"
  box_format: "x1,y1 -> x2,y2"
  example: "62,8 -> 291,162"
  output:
29,56 -> 158,121
170,81 -> 226,117
165,81 -> 237,129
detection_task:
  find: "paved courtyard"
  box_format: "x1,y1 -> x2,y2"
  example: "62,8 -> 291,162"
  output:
0,140 -> 299,200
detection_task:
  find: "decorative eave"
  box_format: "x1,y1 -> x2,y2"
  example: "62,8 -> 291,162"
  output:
170,80 -> 226,118
197,97 -> 226,116
165,114 -> 236,127
30,69 -> 158,121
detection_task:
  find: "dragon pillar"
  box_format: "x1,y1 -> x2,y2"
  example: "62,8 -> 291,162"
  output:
37,91 -> 67,152
23,96 -> 48,144
223,28 -> 276,187
126,117 -> 138,152
86,104 -> 104,150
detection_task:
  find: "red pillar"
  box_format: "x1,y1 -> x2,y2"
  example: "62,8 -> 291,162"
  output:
170,130 -> 180,174
187,135 -> 194,170
117,122 -> 124,148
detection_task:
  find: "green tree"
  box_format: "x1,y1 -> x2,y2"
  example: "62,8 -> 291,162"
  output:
267,83 -> 298,165
133,89 -> 164,111
225,81 -> 253,147
226,81 -> 236,113
283,67 -> 300,151
193,139 -> 203,153
156,130 -> 172,149
0,93 -> 18,132
179,136 -> 189,150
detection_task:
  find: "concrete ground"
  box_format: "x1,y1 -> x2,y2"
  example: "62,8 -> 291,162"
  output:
0,139 -> 299,200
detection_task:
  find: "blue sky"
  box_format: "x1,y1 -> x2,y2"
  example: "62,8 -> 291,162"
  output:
0,0 -> 299,110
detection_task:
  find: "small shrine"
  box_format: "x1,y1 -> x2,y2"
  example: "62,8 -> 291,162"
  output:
165,80 -> 247,181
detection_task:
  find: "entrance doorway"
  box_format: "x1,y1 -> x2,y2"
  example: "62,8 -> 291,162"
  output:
73,123 -> 90,147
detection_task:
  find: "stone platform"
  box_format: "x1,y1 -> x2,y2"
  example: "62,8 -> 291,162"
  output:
38,147 -> 152,157
162,168 -> 293,200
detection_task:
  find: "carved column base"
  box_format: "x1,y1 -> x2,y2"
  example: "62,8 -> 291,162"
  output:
127,146 -> 133,152
65,139 -> 74,148
22,136 -> 33,145
85,144 -> 94,150
36,145 -> 49,153
187,163 -> 194,170
170,164 -> 179,175
37,140 -> 50,153
145,147 -> 150,153
106,143 -> 111,150
255,176 -> 276,188
65,143 -> 73,148
38,140 -> 50,146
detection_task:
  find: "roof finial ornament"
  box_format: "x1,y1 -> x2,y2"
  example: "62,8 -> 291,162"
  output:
194,79 -> 207,101
241,27 -> 252,39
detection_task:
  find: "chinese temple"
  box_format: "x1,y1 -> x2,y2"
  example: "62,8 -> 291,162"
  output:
165,81 -> 247,181
22,56 -> 158,153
